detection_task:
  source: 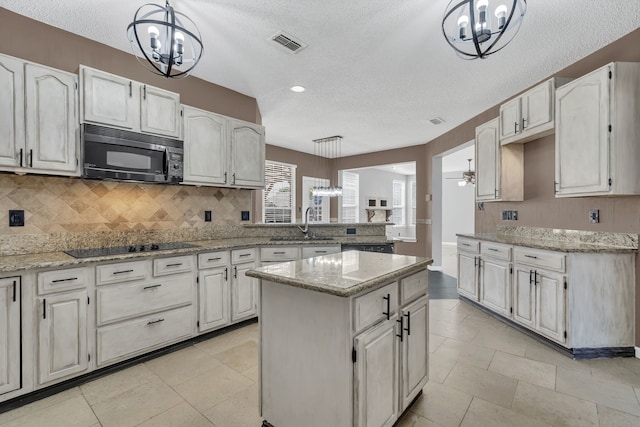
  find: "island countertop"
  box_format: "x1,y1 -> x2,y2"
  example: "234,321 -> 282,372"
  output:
246,251 -> 432,297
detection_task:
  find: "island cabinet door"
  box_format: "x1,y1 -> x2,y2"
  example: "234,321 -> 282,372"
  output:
513,266 -> 535,329
354,315 -> 399,427
400,296 -> 428,410
198,267 -> 230,332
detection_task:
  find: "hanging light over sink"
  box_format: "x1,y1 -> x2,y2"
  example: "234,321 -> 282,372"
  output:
311,136 -> 343,198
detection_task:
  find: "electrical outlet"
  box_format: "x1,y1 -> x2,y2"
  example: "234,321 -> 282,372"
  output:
241,211 -> 250,221
346,228 -> 356,235
204,210 -> 212,222
9,210 -> 24,227
501,210 -> 518,221
589,209 -> 599,223
477,202 -> 484,211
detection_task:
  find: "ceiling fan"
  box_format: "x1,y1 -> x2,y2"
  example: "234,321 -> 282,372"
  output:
446,159 -> 475,187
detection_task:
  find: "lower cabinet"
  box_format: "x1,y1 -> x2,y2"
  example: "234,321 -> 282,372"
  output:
400,296 -> 429,409
38,290 -> 89,384
0,277 -> 20,395
479,257 -> 511,317
457,241 -> 480,301
231,261 -> 258,321
198,266 -> 230,332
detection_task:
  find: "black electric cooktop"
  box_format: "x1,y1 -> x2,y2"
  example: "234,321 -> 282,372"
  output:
64,242 -> 198,259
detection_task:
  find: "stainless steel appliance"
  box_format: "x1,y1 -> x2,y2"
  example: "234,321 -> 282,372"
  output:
82,124 -> 184,183
64,242 -> 197,259
340,243 -> 394,253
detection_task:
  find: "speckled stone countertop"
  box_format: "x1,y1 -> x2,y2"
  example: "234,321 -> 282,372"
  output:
0,236 -> 394,273
246,251 -> 432,297
457,232 -> 638,253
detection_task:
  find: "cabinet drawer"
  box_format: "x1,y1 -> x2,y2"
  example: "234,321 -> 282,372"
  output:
198,251 -> 230,269
96,260 -> 149,285
153,255 -> 194,276
457,238 -> 480,254
232,248 -> 257,264
96,305 -> 192,367
38,267 -> 89,295
514,247 -> 565,272
260,246 -> 299,262
301,245 -> 340,259
353,282 -> 398,333
96,275 -> 193,325
400,271 -> 428,305
481,242 -> 511,261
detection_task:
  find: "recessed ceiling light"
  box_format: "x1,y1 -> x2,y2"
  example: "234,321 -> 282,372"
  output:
290,85 -> 306,93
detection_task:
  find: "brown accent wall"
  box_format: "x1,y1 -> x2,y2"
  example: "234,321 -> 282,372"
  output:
0,8 -> 260,123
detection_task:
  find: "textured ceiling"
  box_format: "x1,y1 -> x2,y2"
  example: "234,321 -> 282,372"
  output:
2,1 -> 639,156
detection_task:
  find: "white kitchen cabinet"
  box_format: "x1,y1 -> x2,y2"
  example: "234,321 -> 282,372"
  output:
512,266 -> 535,329
228,118 -> 265,188
231,261 -> 258,321
0,53 -> 79,176
400,295 -> 428,409
198,266 -> 230,332
535,270 -> 566,343
182,105 -> 228,186
38,290 -> 89,385
457,238 -> 479,301
0,277 -> 20,395
500,77 -> 572,145
475,118 -> 523,202
301,245 -> 341,259
555,62 -> 640,197
479,243 -> 512,317
354,315 -> 399,427
80,65 -> 180,139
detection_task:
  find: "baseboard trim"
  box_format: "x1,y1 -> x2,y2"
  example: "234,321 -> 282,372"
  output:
428,265 -> 443,271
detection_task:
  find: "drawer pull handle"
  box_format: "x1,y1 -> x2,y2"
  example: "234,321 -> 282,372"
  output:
143,284 -> 162,290
382,294 -> 391,320
316,251 -> 327,253
488,248 -> 498,252
51,277 -> 78,283
524,255 -> 538,259
404,311 -> 411,336
165,263 -> 182,267
113,269 -> 134,275
239,253 -> 252,257
273,252 -> 286,255
147,318 -> 165,326
396,317 -> 404,342
460,243 -> 471,247
208,257 -> 222,261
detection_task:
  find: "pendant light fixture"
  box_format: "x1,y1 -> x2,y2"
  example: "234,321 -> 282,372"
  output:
442,0 -> 526,59
127,1 -> 204,78
311,136 -> 343,197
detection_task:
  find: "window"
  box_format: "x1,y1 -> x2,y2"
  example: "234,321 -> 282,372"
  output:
341,171 -> 359,223
410,180 -> 416,225
263,161 -> 296,223
392,179 -> 406,226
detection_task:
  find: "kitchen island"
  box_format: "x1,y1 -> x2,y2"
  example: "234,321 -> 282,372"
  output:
246,251 -> 432,427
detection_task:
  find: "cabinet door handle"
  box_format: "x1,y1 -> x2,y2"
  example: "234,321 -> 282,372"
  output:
524,254 -> 538,259
534,271 -> 539,285
382,294 -> 390,320
29,149 -> 33,167
43,299 -> 46,319
224,267 -> 228,281
165,263 -> 183,267
51,277 -> 78,283
146,318 -> 165,326
113,269 -> 134,275
143,284 -> 162,290
19,148 -> 23,167
522,117 -> 526,130
474,256 -> 477,267
129,81 -> 132,97
232,173 -> 236,184
404,312 -> 411,336
514,122 -> 518,134
233,266 -> 237,278
224,172 -> 227,183
12,280 -> 17,302
143,85 -> 146,100
396,317 -> 404,342
529,270 -> 533,284
554,181 -> 559,194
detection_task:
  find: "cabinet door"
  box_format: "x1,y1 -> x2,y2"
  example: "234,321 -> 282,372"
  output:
0,277 -> 20,395
480,259 -> 511,317
400,296 -> 428,410
513,266 -> 535,329
0,54 -> 25,169
354,315 -> 399,427
140,85 -> 181,138
475,118 -> 500,201
25,64 -> 78,174
536,271 -> 566,344
457,252 -> 479,300
522,79 -> 553,133
499,98 -> 520,140
81,66 -> 136,130
38,290 -> 88,384
198,267 -> 230,332
555,66 -> 610,196
229,120 -> 265,188
183,106 -> 228,185
231,262 -> 258,321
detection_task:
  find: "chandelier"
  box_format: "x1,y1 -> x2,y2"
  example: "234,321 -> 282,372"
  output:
311,136 -> 343,197
442,0 -> 526,59
127,1 -> 204,78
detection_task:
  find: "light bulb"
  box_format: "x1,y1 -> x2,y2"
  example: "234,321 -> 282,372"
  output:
495,5 -> 508,29
148,26 -> 159,37
174,31 -> 184,56
457,15 -> 469,39
148,26 -> 160,50
476,0 -> 489,25
476,0 -> 489,10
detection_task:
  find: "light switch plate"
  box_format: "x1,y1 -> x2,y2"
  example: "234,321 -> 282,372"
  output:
589,209 -> 599,223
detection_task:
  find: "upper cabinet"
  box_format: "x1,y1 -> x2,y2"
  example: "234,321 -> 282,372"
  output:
0,53 -> 79,176
182,106 -> 265,189
555,62 -> 640,197
80,65 -> 181,139
500,77 -> 572,145
475,117 -> 523,202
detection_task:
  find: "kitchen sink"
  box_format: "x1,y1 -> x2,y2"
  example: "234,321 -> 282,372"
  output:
269,236 -> 334,241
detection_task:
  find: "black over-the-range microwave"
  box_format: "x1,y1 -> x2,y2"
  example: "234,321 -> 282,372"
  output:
81,124 -> 184,184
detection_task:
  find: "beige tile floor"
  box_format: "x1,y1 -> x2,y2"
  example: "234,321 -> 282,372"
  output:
2,301 -> 640,427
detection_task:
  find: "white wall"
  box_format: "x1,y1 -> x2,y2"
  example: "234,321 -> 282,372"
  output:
442,171 -> 475,243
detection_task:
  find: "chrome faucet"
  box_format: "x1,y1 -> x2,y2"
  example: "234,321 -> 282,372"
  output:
297,207 -> 312,239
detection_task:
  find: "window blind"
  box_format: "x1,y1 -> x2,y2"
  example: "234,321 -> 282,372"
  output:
263,161 -> 296,223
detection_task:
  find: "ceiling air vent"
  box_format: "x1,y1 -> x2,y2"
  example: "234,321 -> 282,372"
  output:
270,31 -> 308,54
429,117 -> 446,125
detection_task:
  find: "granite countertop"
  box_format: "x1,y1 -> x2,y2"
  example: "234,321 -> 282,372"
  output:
0,236 -> 394,273
246,251 -> 432,297
457,233 -> 637,253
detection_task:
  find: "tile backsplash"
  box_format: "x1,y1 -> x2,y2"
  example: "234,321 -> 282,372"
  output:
0,174 -> 252,235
